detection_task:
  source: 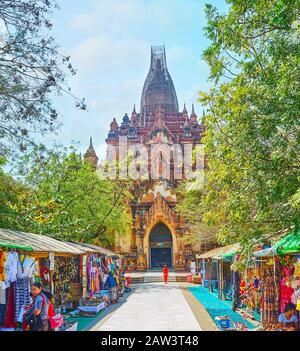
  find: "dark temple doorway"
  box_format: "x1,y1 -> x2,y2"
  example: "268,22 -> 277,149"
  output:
149,223 -> 173,269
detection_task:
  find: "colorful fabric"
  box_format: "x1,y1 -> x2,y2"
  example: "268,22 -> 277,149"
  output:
106,273 -> 117,288
280,282 -> 294,313
0,251 -> 6,281
90,267 -> 100,293
4,283 -> 16,328
262,268 -> 280,325
109,286 -> 117,300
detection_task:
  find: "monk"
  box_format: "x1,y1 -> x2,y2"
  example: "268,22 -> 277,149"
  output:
163,264 -> 169,284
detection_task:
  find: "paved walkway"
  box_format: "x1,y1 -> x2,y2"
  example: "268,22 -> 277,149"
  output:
188,286 -> 255,330
91,283 -> 202,331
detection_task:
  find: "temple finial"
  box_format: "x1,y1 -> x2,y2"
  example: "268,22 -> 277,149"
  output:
132,104 -> 137,115
183,103 -> 188,114
192,104 -> 195,115
184,115 -> 190,127
84,136 -> 98,169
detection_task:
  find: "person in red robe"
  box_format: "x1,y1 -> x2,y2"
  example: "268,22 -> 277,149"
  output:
163,265 -> 169,284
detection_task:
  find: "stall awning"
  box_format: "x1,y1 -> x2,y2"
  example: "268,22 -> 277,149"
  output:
0,229 -> 84,254
196,244 -> 239,260
67,242 -> 119,257
253,247 -> 275,257
272,228 -> 300,255
0,239 -> 33,252
75,242 -> 121,257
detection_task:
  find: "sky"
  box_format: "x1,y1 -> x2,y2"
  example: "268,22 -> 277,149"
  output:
48,0 -> 228,159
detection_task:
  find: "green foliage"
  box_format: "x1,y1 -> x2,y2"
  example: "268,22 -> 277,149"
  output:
178,0 -> 300,258
0,157 -> 26,229
8,145 -> 132,246
202,0 -> 300,246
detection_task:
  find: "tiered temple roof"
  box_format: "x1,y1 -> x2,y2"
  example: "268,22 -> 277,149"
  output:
85,45 -> 205,163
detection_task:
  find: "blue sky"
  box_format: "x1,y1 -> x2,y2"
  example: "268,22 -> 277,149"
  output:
48,0 -> 227,159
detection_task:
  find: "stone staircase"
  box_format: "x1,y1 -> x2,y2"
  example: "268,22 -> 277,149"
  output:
128,272 -> 190,284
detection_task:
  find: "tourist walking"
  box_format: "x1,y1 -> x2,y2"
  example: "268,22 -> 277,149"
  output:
106,271 -> 118,304
163,264 -> 169,284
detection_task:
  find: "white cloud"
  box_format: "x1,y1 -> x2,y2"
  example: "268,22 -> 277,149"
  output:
70,0 -> 163,34
70,36 -> 148,74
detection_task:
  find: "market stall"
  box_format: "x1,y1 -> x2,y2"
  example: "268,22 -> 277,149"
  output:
64,241 -> 123,317
0,229 -> 84,330
251,228 -> 300,330
196,244 -> 239,294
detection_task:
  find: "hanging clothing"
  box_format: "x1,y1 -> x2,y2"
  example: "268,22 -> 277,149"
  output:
17,257 -> 35,280
4,283 -> 16,328
0,251 -> 6,281
14,277 -> 30,322
0,281 -> 6,305
4,251 -> 19,287
90,267 -> 100,293
262,268 -> 280,325
0,303 -> 6,326
280,280 -> 294,313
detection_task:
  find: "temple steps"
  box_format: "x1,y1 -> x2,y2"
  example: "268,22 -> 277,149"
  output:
127,272 -> 190,284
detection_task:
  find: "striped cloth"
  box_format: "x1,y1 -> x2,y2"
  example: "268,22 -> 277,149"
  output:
0,304 -> 6,325
14,277 -> 30,322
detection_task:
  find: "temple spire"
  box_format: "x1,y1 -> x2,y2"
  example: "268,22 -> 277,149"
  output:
132,104 -> 137,116
190,103 -> 198,124
183,103 -> 188,115
84,136 -> 98,169
140,45 -> 179,118
192,104 -> 195,115
110,117 -> 118,131
89,136 -> 93,148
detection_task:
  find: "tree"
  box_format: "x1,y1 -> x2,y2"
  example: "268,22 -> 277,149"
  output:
14,145 -> 131,246
0,0 -> 85,153
179,0 -> 300,257
175,181 -> 218,246
0,156 -> 25,228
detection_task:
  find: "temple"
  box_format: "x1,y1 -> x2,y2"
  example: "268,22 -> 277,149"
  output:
84,45 -> 210,271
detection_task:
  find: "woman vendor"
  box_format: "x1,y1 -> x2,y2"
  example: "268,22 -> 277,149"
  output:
278,303 -> 298,331
23,282 -> 52,331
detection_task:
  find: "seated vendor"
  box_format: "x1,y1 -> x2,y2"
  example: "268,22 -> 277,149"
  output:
278,303 -> 298,331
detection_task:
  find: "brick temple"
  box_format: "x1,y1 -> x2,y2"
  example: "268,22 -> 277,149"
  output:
84,46 -> 210,271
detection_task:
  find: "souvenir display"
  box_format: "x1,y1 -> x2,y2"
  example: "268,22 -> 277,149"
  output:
52,256 -> 80,307
0,243 -> 125,332
261,267 -> 280,325
0,249 -> 38,328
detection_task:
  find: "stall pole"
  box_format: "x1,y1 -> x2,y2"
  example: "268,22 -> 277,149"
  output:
219,259 -> 225,300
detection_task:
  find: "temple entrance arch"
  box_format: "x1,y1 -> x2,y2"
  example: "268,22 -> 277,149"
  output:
149,222 -> 173,269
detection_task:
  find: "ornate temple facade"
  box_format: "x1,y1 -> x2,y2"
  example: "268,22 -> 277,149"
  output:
84,46 -> 210,271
